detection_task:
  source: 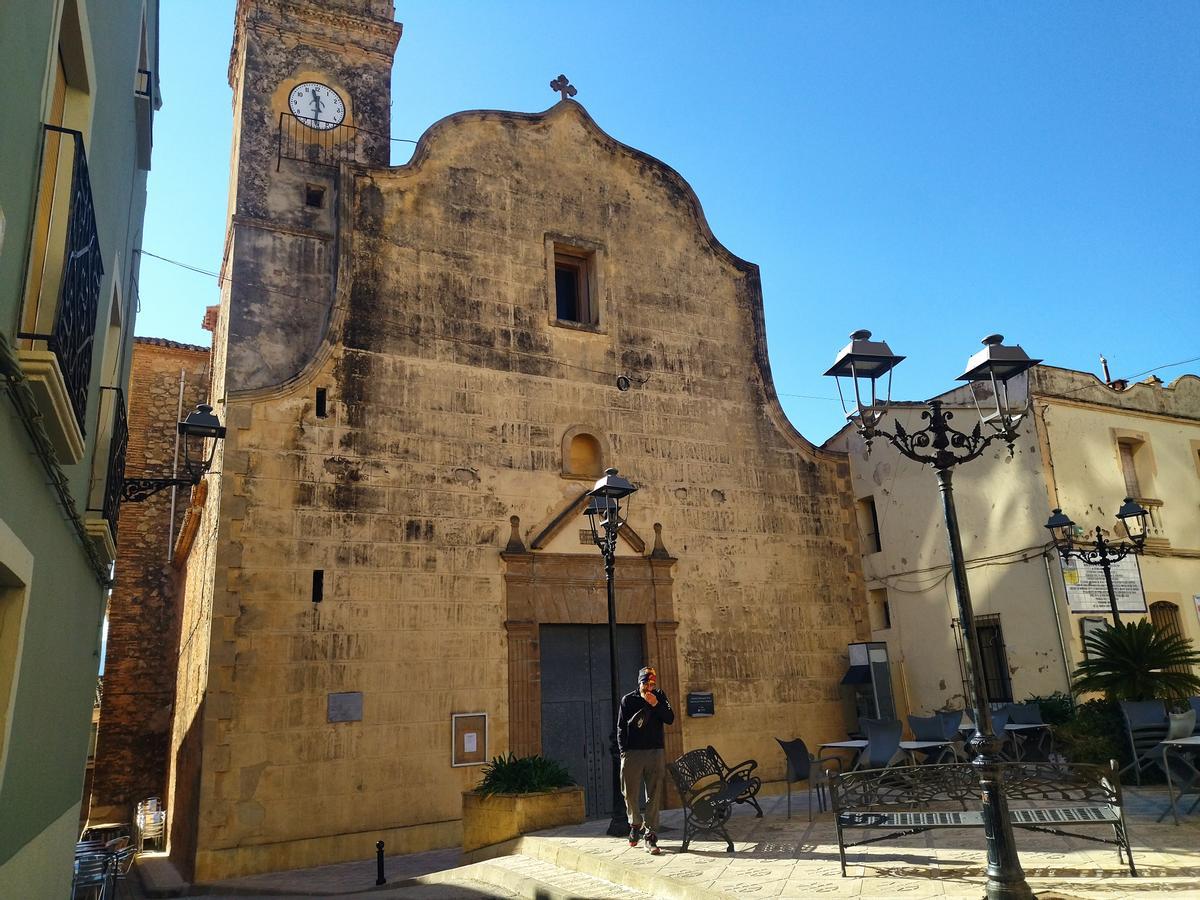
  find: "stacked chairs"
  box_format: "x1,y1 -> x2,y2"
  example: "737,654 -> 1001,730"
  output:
136,797 -> 166,852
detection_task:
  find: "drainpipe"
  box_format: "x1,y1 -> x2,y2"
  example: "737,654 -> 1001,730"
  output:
1042,548 -> 1074,700
166,369 -> 185,562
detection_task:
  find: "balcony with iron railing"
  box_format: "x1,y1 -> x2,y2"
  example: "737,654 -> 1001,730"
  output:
135,68 -> 153,169
16,124 -> 104,465
85,387 -> 129,563
276,112 -> 388,170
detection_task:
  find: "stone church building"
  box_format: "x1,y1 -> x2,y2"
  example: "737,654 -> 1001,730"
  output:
167,0 -> 869,879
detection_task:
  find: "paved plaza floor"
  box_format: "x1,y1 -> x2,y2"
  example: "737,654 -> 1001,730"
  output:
137,784 -> 1199,898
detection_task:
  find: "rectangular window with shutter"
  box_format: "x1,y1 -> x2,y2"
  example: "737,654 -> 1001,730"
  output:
1118,441 -> 1141,498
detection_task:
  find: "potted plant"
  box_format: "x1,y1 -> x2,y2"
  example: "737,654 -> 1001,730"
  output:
461,753 -> 585,852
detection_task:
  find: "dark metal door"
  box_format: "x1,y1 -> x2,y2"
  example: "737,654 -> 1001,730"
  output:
540,624 -> 644,818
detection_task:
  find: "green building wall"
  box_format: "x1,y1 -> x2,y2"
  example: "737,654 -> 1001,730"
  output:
0,2 -> 160,896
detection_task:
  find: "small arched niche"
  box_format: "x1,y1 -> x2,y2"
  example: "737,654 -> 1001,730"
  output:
561,426 -> 607,480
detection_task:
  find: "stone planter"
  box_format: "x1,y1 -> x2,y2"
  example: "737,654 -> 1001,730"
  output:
461,786 -> 585,852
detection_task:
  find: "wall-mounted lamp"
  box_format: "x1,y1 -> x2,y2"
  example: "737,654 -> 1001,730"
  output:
121,404 -> 227,503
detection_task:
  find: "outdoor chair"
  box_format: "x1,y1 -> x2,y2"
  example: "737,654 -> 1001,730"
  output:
1120,700 -> 1169,785
860,719 -> 903,769
1188,697 -> 1200,734
72,850 -> 113,900
906,714 -> 958,764
775,737 -> 843,820
1153,709 -> 1200,824
113,844 -> 139,896
937,709 -> 967,746
1005,702 -> 1054,760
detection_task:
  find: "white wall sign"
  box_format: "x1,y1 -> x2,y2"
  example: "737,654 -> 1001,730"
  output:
1060,554 -> 1147,614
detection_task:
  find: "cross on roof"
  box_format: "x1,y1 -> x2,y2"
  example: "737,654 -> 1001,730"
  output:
550,74 -> 577,102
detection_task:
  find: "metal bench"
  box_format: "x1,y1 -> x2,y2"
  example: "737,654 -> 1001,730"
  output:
667,746 -> 762,852
829,761 -> 1135,878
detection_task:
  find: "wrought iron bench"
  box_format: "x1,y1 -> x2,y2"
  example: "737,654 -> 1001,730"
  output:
829,761 -> 1136,878
667,746 -> 763,852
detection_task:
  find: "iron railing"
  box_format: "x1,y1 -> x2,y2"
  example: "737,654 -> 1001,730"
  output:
86,386 -> 129,540
277,111 -> 373,170
103,387 -> 128,538
17,124 -> 103,439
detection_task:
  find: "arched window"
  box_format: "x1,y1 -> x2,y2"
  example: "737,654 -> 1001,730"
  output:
561,427 -> 607,479
567,434 -> 602,478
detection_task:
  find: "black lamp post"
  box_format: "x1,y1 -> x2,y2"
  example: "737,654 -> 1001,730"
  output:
121,403 -> 227,502
825,331 -> 1041,900
1045,499 -> 1149,625
583,467 -> 638,837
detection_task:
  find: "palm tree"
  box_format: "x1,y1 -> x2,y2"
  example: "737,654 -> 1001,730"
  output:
1072,620 -> 1200,701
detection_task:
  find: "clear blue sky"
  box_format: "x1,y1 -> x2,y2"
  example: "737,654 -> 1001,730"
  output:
139,1 -> 1199,441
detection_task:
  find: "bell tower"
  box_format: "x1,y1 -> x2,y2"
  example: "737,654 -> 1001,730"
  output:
220,0 -> 401,392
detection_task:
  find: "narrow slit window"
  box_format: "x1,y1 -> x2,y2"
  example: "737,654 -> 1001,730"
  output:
312,569 -> 324,604
315,387 -> 327,418
554,251 -> 591,324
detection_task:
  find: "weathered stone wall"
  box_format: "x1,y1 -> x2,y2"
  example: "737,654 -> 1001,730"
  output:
187,99 -> 868,879
88,340 -> 210,824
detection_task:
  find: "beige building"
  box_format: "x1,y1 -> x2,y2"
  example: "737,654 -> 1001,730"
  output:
825,365 -> 1200,722
165,0 -> 870,880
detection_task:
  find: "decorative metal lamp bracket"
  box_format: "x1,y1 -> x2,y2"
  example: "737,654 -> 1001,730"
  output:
120,473 -> 203,504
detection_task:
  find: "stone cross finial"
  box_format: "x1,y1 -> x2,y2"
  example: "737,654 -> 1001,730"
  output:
550,74 -> 577,101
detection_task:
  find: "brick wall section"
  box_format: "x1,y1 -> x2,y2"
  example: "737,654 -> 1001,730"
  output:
88,338 -> 210,823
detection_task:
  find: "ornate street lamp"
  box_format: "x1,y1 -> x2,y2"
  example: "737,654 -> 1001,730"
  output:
825,331 -> 1041,900
583,467 -> 638,837
1045,499 -> 1148,625
121,404 -> 227,502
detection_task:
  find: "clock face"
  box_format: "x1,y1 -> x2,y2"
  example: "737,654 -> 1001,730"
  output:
288,82 -> 346,131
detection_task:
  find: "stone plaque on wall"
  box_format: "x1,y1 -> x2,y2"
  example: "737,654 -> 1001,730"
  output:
328,692 -> 363,723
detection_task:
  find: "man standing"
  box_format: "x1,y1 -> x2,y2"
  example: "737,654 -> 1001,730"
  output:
616,665 -> 675,854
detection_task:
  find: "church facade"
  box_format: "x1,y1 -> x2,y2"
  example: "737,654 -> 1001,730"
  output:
169,0 -> 869,879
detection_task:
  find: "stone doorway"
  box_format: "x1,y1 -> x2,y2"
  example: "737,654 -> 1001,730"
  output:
502,520 -> 681,794
540,624 -> 644,817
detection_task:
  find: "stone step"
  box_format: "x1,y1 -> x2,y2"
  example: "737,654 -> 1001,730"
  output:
419,853 -> 656,900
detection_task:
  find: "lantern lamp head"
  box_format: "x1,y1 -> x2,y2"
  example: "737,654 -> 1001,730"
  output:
956,335 -> 1041,431
588,467 -> 637,501
177,404 -> 226,479
823,329 -> 905,424
1044,508 -> 1076,549
1115,497 -> 1149,546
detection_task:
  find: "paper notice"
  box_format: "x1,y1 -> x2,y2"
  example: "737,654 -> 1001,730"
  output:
464,732 -> 477,753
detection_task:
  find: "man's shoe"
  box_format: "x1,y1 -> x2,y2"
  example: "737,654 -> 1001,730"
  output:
628,825 -> 642,847
645,831 -> 660,855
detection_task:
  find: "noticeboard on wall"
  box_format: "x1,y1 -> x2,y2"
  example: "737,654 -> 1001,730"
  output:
452,712 -> 488,767
1059,555 -> 1147,614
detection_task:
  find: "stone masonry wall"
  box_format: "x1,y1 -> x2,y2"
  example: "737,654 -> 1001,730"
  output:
88,339 -> 210,824
188,101 -> 868,880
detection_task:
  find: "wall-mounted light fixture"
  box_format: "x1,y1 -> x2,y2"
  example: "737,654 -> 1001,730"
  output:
121,404 -> 226,503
